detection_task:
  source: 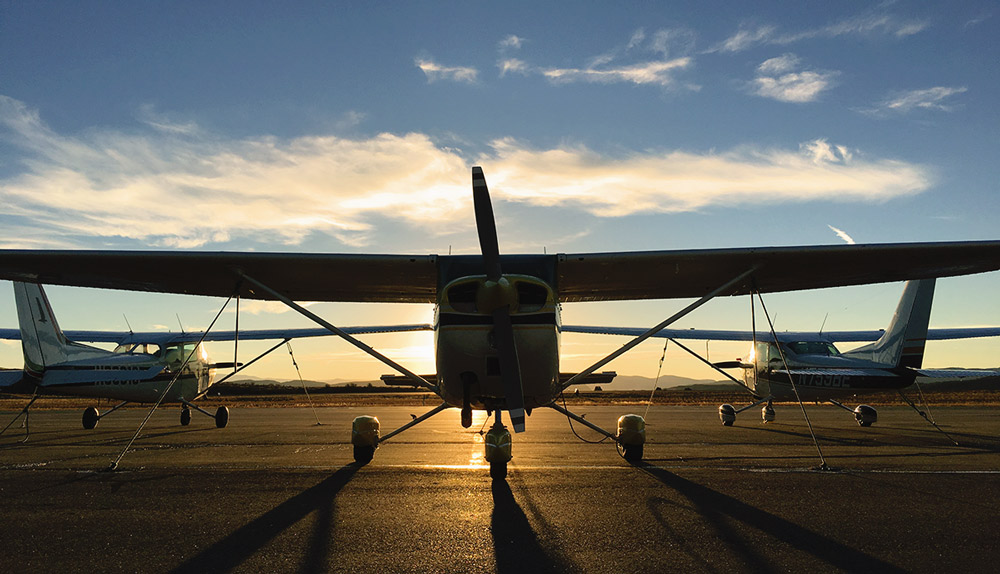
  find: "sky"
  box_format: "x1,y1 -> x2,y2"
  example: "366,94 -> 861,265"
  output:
0,1 -> 998,386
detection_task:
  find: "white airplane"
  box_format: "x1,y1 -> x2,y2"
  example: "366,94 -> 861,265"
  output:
0,167 -> 999,477
0,282 -> 430,430
564,278 -> 1000,427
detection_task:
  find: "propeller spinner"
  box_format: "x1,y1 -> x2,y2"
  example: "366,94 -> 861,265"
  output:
472,167 -> 526,432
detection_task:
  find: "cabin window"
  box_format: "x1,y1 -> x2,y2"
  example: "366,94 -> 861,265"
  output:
787,342 -> 840,356
447,281 -> 479,313
113,343 -> 162,356
516,282 -> 548,312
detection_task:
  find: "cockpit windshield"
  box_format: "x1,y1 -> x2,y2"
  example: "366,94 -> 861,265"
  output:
785,341 -> 840,356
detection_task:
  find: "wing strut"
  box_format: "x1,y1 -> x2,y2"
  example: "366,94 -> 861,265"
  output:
560,267 -> 757,392
237,272 -> 438,393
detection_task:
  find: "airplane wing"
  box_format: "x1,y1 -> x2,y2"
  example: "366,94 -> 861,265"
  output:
561,325 -> 1000,343
0,241 -> 998,302
0,324 -> 433,345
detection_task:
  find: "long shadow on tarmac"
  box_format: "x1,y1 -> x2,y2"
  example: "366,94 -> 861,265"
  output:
637,462 -> 907,573
492,478 -> 576,574
170,464 -> 358,574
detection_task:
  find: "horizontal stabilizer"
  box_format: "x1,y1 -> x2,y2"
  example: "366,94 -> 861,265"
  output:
916,369 -> 1000,379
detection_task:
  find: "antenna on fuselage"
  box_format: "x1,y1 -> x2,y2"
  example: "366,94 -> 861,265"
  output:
123,314 -> 134,334
176,314 -> 186,334
819,313 -> 829,335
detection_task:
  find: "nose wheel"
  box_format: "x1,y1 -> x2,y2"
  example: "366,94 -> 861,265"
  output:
484,412 -> 512,480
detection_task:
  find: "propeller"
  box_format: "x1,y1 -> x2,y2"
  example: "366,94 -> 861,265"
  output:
472,167 -> 526,432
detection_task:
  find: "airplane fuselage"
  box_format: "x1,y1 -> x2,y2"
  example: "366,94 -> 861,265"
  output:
30,342 -> 215,403
741,341 -> 915,400
435,274 -> 561,412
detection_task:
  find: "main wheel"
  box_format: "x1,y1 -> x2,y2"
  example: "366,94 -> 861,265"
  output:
180,407 -> 191,426
82,407 -> 100,429
215,406 -> 229,428
353,445 -> 375,465
623,443 -> 643,462
490,459 -> 507,480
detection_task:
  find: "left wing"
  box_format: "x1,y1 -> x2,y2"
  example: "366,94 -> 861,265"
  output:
561,325 -> 1000,343
0,324 -> 433,346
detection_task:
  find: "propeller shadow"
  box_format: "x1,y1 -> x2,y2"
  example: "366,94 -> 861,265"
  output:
491,478 -> 576,574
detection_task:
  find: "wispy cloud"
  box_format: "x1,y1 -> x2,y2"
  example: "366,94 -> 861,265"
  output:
498,35 -> 525,51
865,86 -> 968,115
415,57 -> 478,84
0,96 -> 932,249
484,137 -> 930,216
542,59 -> 692,86
710,10 -> 928,53
750,54 -> 837,103
828,225 -> 856,244
712,24 -> 778,53
500,28 -> 698,89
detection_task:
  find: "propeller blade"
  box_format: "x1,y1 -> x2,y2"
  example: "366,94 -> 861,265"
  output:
472,166 -> 502,282
492,305 -> 526,432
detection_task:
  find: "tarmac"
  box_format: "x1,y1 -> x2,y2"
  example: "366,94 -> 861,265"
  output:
1,403 -> 999,573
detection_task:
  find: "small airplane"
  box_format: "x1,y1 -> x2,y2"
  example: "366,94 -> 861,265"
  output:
564,278 -> 1000,427
1,167 -> 999,476
0,282 -> 431,431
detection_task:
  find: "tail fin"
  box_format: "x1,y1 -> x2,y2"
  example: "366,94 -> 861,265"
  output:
14,282 -> 73,374
843,279 -> 935,368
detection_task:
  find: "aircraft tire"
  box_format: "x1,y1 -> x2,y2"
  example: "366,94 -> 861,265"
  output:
180,407 -> 191,426
83,407 -> 100,430
859,421 -> 873,428
215,406 -> 230,428
623,443 -> 643,463
353,445 -> 375,465
490,459 -> 507,480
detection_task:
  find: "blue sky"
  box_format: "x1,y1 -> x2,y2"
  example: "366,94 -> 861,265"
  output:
1,2 -> 998,383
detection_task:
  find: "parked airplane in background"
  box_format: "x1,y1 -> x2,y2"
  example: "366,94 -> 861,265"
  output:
0,282 -> 430,430
1,167 -> 999,476
564,278 -> 1000,427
